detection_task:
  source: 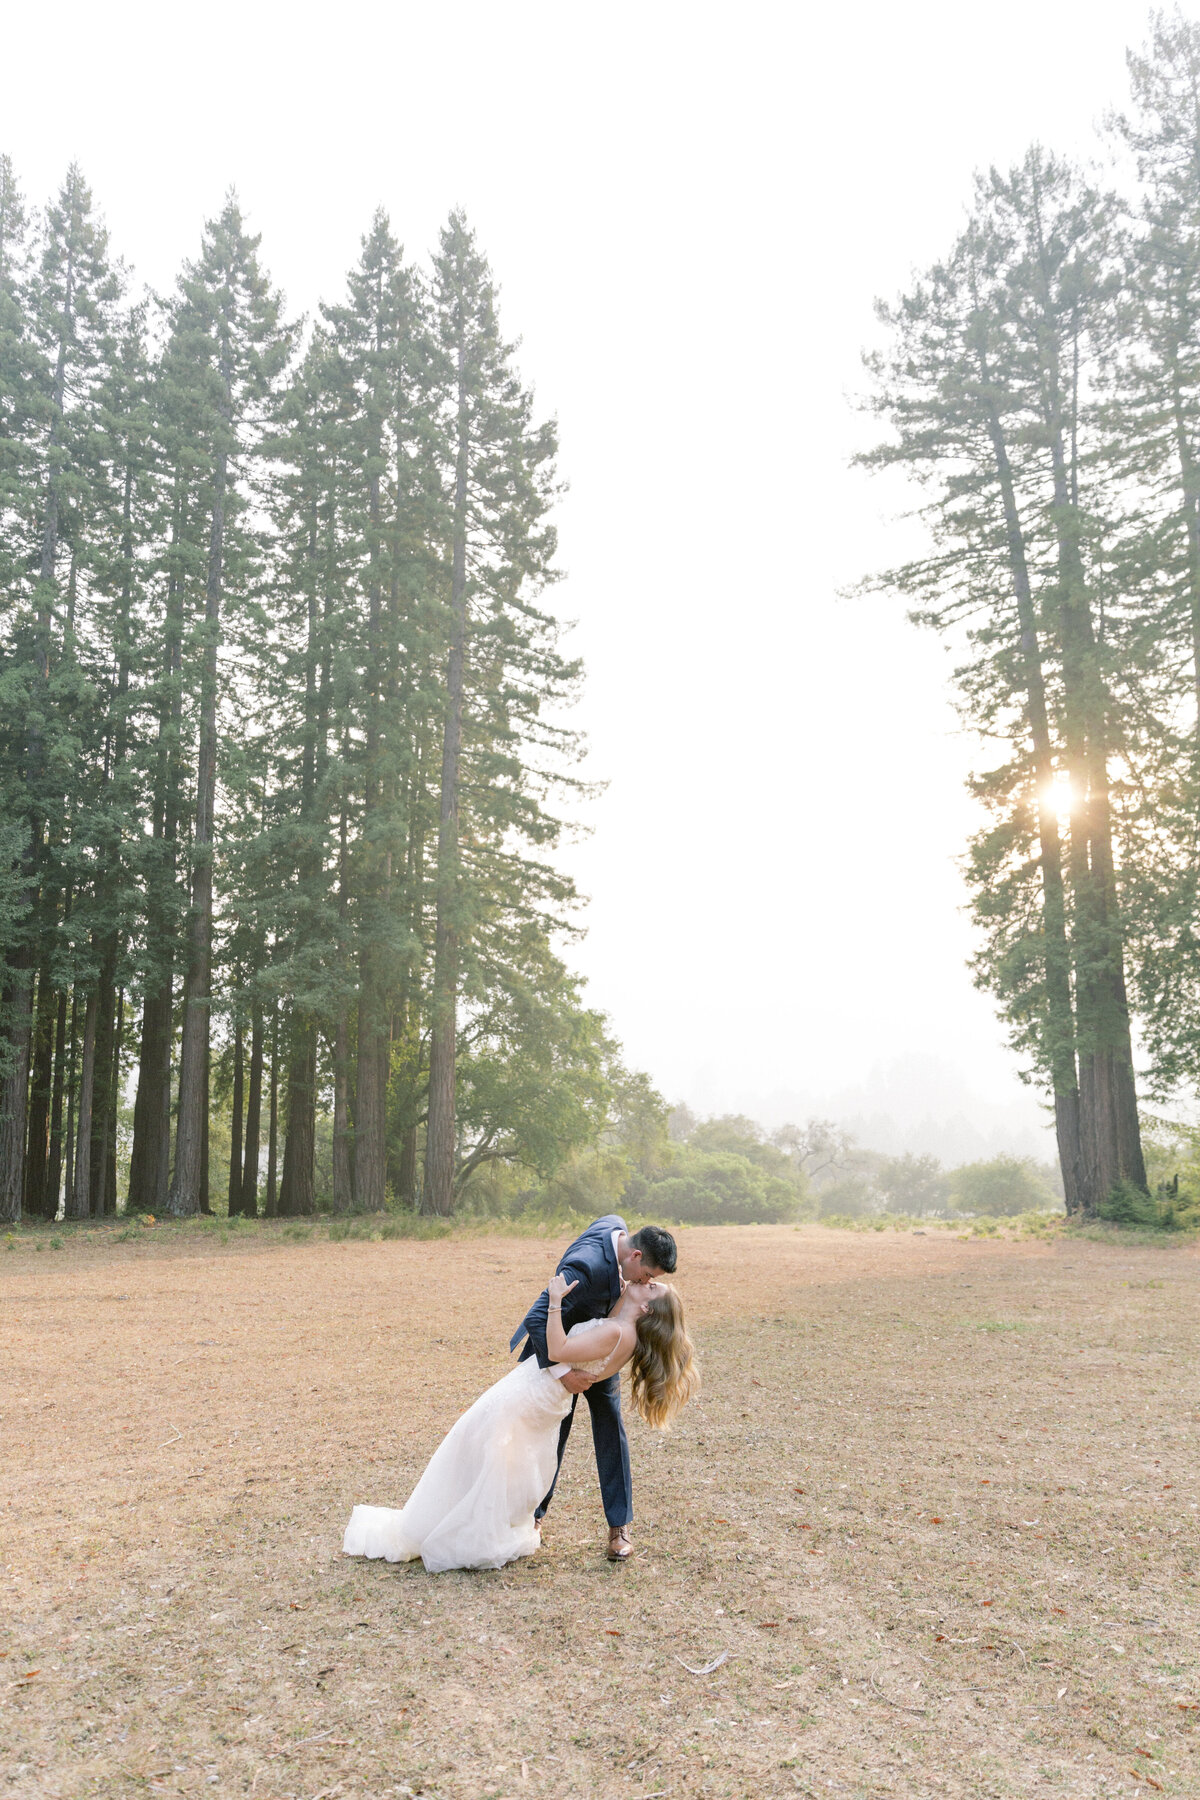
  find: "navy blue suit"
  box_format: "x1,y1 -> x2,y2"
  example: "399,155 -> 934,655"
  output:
510,1212 -> 632,1528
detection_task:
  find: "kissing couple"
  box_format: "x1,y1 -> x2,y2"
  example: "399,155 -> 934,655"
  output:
343,1215 -> 698,1573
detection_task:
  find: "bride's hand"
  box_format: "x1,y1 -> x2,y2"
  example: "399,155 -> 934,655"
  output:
547,1273 -> 579,1306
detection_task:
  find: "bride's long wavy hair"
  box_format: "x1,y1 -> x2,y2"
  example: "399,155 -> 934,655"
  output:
629,1284 -> 699,1429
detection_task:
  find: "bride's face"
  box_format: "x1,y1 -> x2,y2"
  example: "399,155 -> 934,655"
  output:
635,1280 -> 668,1312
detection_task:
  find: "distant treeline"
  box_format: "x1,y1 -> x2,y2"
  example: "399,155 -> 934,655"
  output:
0,165 -> 631,1223
864,17 -> 1200,1217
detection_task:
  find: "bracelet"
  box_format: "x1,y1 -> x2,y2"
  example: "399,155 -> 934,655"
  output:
548,1303 -> 562,1312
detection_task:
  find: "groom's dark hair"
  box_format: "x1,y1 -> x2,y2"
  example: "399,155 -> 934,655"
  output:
629,1224 -> 677,1274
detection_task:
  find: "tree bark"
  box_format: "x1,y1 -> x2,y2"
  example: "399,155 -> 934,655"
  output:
24,961 -> 54,1218
239,1001 -> 262,1217
354,973 -> 388,1211
45,983 -> 67,1219
981,387 -> 1084,1212
1047,421 -> 1146,1209
166,436 -> 226,1217
67,990 -> 97,1220
128,486 -> 185,1214
332,1001 -> 353,1213
0,960 -> 32,1223
227,1013 -> 245,1216
265,1003 -> 279,1216
88,950 -> 118,1216
62,989 -> 77,1218
278,1014 -> 316,1215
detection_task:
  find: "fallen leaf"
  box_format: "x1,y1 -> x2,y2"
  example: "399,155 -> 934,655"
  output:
758,1622 -> 780,1630
1135,1749 -> 1154,1758
981,1601 -> 994,1608
605,1629 -> 621,1637
1052,1608 -> 1066,1616
929,1517 -> 943,1524
934,1635 -> 946,1643
794,1487 -> 806,1495
23,1670 -> 38,1679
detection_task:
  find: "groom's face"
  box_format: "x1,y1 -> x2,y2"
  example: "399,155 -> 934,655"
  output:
621,1247 -> 661,1285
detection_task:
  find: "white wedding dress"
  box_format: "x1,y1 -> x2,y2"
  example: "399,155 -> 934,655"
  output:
343,1324 -> 613,1574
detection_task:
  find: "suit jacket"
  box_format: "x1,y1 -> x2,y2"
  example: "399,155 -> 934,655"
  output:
510,1213 -> 626,1369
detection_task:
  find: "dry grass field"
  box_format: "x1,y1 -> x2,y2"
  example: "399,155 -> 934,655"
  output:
2,1220 -> 1198,1800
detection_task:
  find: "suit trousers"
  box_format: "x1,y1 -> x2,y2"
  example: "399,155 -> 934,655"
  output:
535,1370 -> 632,1529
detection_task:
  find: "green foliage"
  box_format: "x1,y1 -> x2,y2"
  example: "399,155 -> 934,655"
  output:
876,1152 -> 949,1215
949,1155 -> 1058,1217
629,1146 -> 801,1227
1098,1179 -> 1162,1228
816,1175 -> 874,1219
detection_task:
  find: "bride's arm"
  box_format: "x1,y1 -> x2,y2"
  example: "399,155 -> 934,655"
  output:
545,1274 -> 622,1367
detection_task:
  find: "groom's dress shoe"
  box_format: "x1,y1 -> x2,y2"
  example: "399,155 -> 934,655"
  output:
606,1527 -> 633,1562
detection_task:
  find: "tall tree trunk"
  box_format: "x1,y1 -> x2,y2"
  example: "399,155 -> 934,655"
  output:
1047,423 -> 1145,1210
332,1001 -> 353,1213
45,983 -> 68,1218
0,960 -> 32,1223
166,441 -> 226,1217
103,989 -> 122,1215
355,444 -> 388,1210
62,989 -> 78,1217
128,491 -> 185,1214
355,972 -> 387,1210
982,389 -> 1083,1212
332,798 -> 353,1214
200,1033 -> 212,1214
423,350 -> 470,1217
240,1001 -> 262,1217
67,990 -> 98,1220
129,987 -> 173,1212
88,947 -> 118,1215
265,1001 -> 279,1217
24,961 -> 55,1218
278,1015 -> 316,1215
227,1013 -> 244,1216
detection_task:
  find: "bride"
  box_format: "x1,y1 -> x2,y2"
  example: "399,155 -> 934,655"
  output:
343,1271 -> 698,1574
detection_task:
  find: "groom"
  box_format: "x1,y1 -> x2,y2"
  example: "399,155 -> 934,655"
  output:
511,1215 -> 677,1562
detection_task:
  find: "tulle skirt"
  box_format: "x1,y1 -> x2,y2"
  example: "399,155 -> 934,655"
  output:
343,1357 -> 574,1574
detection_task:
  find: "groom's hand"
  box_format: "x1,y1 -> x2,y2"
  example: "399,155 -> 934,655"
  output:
559,1370 -> 593,1395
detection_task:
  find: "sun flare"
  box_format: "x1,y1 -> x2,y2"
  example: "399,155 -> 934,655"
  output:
1042,772 -> 1078,828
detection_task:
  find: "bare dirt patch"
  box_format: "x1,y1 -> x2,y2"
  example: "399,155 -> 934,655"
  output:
2,1222 -> 1198,1799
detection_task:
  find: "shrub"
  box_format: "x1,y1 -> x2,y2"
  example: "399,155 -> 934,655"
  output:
630,1148 -> 801,1226
1099,1179 -> 1161,1228
817,1175 -> 874,1219
877,1152 -> 949,1215
949,1155 -> 1058,1217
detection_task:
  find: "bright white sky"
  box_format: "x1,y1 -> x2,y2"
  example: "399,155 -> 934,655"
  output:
4,0 -> 1173,1128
